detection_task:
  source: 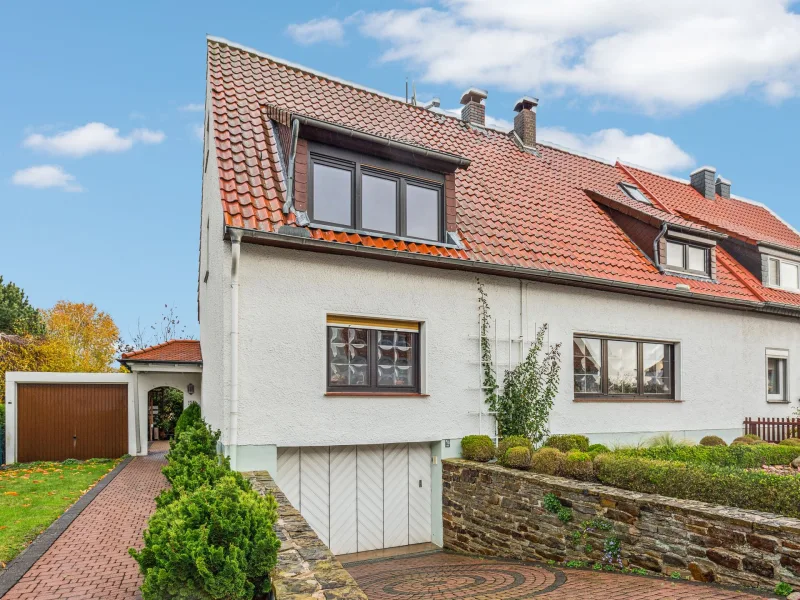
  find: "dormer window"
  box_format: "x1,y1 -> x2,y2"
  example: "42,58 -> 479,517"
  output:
619,183 -> 651,205
664,240 -> 709,276
308,142 -> 444,243
768,257 -> 800,291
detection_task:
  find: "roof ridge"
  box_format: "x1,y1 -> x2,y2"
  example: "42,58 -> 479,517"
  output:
536,139 -> 616,167
207,35 -> 470,125
120,338 -> 198,359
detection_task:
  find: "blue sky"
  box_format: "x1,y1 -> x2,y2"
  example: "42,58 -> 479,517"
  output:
2,1 -> 799,343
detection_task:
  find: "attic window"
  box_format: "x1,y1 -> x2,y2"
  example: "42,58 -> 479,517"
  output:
619,183 -> 651,205
768,257 -> 800,291
664,241 -> 709,276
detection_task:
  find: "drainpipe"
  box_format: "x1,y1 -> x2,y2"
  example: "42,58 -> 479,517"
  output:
653,223 -> 668,272
229,229 -> 243,470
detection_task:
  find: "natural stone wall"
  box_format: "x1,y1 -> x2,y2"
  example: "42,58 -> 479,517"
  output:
443,459 -> 800,591
246,471 -> 368,600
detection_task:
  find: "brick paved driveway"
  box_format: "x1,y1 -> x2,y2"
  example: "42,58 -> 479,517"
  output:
346,552 -> 774,600
3,447 -> 167,600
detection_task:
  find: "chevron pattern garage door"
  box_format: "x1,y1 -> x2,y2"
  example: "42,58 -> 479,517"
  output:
276,443 -> 432,555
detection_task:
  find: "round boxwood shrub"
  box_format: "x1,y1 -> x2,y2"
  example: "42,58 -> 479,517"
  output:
497,435 -> 533,464
587,443 -> 610,457
504,446 -> 532,470
543,434 -> 590,453
744,434 -> 763,441
130,476 -> 281,600
699,435 -> 727,447
731,436 -> 759,446
461,435 -> 495,462
530,447 -> 566,476
562,450 -> 595,480
780,438 -> 800,447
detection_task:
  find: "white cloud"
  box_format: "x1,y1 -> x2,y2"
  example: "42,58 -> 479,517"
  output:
12,165 -> 83,192
287,18 -> 345,45
441,106 -> 513,131
539,127 -> 694,173
179,103 -> 204,112
192,124 -> 204,141
358,1 -> 800,110
23,123 -> 166,157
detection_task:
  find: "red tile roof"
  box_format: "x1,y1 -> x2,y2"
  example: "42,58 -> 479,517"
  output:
207,37 -> 800,310
120,340 -> 202,363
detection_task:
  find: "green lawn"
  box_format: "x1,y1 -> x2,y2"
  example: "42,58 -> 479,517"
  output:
0,458 -> 121,566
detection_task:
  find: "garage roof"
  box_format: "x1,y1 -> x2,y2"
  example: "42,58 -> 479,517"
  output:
120,339 -> 201,364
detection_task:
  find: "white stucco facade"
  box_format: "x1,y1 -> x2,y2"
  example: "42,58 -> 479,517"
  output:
198,242 -> 799,454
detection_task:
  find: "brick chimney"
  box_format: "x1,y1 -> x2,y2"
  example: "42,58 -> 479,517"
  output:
513,96 -> 538,147
690,166 -> 716,200
460,88 -> 488,127
715,176 -> 731,199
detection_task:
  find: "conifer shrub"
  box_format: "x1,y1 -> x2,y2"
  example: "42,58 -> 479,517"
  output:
562,450 -> 595,480
130,477 -> 280,600
699,435 -> 727,447
174,402 -> 202,439
504,446 -> 532,469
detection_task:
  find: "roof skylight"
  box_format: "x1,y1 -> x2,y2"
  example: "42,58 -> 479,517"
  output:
619,182 -> 651,205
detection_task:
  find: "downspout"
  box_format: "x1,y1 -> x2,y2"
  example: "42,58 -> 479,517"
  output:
229,229 -> 243,469
653,223 -> 668,272
281,118 -> 300,214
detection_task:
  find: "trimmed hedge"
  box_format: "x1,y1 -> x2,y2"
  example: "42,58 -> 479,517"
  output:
530,448 -> 565,475
780,438 -> 800,447
504,447 -> 532,470
699,435 -> 726,447
543,434 -> 589,453
461,435 -> 495,462
613,443 -> 800,468
595,454 -> 800,518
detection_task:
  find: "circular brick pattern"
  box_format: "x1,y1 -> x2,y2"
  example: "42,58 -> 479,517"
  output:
354,561 -> 564,599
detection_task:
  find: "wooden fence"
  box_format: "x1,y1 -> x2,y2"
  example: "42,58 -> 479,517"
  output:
743,417 -> 800,443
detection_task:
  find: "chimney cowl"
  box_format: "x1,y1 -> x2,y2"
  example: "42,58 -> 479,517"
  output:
513,96 -> 539,113
460,87 -> 487,127
690,165 -> 716,200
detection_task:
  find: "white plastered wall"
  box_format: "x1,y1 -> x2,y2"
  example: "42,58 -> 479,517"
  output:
211,245 -> 800,450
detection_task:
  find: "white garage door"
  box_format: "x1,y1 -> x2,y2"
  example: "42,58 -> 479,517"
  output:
276,443 -> 432,555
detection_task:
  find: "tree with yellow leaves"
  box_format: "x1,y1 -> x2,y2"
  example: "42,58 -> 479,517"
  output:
43,301 -> 119,373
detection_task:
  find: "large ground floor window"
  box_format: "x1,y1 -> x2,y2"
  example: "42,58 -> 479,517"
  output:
574,335 -> 675,400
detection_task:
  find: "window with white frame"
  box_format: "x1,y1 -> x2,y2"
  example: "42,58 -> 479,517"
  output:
767,257 -> 800,292
766,349 -> 789,402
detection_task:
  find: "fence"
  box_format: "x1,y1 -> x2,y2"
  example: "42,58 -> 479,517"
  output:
743,417 -> 800,443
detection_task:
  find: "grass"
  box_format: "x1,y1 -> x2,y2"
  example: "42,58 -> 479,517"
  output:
0,458 -> 121,566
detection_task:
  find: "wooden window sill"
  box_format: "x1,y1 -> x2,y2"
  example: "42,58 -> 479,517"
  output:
325,392 -> 429,397
573,397 -> 682,403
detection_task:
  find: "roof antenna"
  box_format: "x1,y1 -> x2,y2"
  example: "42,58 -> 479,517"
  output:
405,77 -> 409,103
411,82 -> 417,106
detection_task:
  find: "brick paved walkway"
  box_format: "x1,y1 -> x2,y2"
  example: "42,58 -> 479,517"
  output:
3,448 -> 168,600
347,552 -> 774,600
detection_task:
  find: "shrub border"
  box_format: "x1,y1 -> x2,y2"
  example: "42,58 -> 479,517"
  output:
0,456 -> 132,597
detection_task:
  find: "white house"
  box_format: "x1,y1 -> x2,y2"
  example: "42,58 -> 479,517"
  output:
197,37 -> 800,555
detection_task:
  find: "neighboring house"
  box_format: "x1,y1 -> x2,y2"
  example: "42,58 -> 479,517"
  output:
198,37 -> 800,554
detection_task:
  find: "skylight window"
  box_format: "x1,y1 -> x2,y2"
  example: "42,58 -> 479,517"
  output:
619,183 -> 651,205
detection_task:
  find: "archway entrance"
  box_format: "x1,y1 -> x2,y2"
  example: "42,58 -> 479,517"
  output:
147,386 -> 184,441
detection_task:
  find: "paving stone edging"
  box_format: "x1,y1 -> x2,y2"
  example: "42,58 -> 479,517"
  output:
443,458 -> 800,593
246,471 -> 368,600
0,455 -> 133,597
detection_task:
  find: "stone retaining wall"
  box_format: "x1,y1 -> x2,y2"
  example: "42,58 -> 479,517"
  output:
246,471 -> 368,600
443,459 -> 800,591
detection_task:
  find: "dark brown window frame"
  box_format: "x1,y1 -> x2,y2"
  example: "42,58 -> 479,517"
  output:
326,327 -> 421,394
663,240 -> 710,277
308,142 -> 445,243
573,335 -> 676,401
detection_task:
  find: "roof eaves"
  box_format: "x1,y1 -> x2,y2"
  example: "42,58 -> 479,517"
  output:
228,225 -> 786,315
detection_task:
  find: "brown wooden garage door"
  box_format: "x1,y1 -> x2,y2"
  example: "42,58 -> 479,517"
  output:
17,384 -> 128,462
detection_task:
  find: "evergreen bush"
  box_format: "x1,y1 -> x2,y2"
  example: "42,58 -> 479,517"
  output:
529,448 -> 565,475
496,435 -> 532,464
130,477 -> 281,600
699,435 -> 727,447
504,446 -> 532,469
544,434 -> 589,453
174,402 -> 202,439
587,443 -> 610,458
157,453 -> 251,508
562,450 -> 595,480
461,435 -> 495,462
